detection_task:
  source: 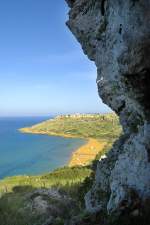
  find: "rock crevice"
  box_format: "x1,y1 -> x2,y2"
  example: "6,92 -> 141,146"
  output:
66,0 -> 150,214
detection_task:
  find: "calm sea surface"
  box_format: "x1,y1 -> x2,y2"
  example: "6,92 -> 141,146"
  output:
0,117 -> 85,179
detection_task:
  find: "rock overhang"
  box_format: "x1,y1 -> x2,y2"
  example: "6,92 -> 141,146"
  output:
66,0 -> 150,216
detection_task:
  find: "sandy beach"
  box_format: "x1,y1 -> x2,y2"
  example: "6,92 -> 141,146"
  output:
69,138 -> 107,167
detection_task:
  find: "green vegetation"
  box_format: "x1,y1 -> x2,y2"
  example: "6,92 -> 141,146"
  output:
0,113 -> 122,225
0,166 -> 91,194
0,166 -> 93,225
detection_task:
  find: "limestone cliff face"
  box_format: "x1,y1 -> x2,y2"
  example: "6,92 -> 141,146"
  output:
66,0 -> 150,214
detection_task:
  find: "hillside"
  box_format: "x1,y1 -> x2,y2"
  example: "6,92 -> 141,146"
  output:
0,166 -> 92,225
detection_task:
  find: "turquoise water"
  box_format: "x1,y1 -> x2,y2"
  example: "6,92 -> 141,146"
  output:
0,117 -> 85,179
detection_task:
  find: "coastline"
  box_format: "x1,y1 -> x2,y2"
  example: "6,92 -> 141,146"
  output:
20,128 -> 107,166
19,128 -> 84,139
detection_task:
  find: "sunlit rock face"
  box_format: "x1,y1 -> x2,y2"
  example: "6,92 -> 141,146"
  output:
66,0 -> 150,214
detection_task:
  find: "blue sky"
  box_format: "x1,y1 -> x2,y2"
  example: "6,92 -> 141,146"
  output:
0,0 -> 110,116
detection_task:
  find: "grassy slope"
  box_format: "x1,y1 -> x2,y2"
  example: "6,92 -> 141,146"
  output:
0,166 -> 91,194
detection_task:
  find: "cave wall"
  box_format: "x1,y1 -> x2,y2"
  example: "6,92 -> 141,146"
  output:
66,0 -> 150,214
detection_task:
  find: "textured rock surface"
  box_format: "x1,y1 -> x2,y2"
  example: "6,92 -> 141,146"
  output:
66,0 -> 150,214
26,188 -> 76,219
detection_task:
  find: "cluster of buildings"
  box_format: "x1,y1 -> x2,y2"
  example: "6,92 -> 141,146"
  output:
56,113 -> 112,119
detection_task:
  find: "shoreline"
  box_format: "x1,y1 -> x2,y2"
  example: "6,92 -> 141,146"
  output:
20,128 -> 108,167
19,128 -> 84,139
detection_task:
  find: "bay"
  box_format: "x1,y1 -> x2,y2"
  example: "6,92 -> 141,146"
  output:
0,117 -> 85,179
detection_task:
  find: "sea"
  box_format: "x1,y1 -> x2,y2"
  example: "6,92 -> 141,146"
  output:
0,117 -> 85,179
